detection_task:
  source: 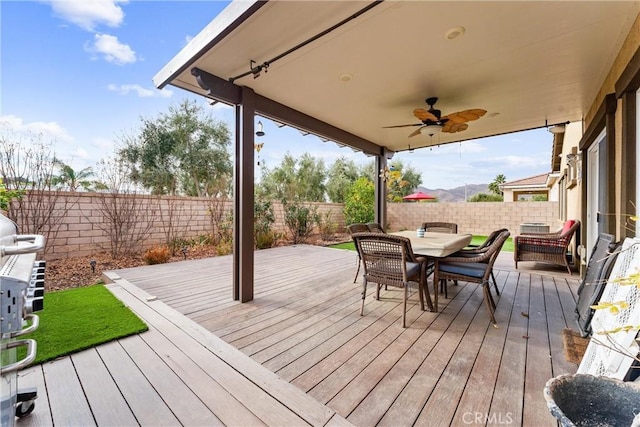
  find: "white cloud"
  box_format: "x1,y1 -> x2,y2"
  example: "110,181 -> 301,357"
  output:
472,154 -> 548,170
86,33 -> 136,65
92,137 -> 117,150
107,83 -> 172,98
47,0 -> 127,31
0,115 -> 74,142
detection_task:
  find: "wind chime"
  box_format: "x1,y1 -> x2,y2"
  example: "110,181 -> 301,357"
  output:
255,120 -> 265,165
254,142 -> 264,165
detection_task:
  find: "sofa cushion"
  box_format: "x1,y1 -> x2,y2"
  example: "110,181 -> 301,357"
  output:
561,220 -> 576,235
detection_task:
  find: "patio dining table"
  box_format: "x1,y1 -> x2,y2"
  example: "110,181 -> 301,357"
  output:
391,230 -> 473,258
391,230 -> 473,311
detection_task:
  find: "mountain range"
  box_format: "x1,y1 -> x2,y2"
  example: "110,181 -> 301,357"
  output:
416,184 -> 489,202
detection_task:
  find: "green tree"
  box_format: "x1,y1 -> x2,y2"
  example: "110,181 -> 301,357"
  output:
326,157 -> 359,203
386,160 -> 421,202
51,158 -> 101,191
488,174 -> 507,196
118,99 -> 232,197
0,177 -> 24,211
468,192 -> 503,202
343,177 -> 374,224
257,152 -> 326,201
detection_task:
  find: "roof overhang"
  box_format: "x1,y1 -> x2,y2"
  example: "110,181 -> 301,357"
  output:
155,0 -> 639,155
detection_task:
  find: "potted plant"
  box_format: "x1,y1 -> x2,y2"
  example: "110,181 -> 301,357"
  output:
544,374 -> 640,426
545,235 -> 640,426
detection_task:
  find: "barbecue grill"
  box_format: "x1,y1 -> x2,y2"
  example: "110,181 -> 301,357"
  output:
0,212 -> 45,425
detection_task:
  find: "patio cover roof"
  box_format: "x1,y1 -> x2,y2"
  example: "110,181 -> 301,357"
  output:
154,0 -> 639,155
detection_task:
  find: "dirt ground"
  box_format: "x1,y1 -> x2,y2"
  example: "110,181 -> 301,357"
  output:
44,233 -> 349,292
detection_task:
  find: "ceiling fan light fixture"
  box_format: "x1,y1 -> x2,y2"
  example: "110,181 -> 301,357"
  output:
548,124 -> 566,134
420,124 -> 444,136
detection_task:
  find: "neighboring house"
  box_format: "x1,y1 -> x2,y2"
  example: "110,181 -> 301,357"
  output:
500,173 -> 555,202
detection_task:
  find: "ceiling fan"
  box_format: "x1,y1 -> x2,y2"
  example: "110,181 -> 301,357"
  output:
384,97 -> 487,137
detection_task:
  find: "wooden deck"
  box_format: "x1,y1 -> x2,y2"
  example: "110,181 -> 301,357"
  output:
17,245 -> 579,426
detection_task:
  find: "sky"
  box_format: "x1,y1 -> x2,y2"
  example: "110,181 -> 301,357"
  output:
1,0 -> 554,190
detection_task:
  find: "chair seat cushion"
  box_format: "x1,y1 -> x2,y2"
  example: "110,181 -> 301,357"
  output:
439,261 -> 486,279
406,261 -> 421,279
369,260 -> 421,281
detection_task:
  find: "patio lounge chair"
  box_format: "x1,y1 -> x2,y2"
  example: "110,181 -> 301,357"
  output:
433,229 -> 510,324
574,233 -> 619,337
347,223 -> 370,283
514,220 -> 580,274
421,222 -> 458,234
352,232 -> 433,328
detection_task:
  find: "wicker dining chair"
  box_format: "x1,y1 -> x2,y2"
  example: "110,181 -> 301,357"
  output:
451,228 -> 509,295
514,220 -> 580,274
366,222 -> 386,233
433,229 -> 510,324
352,232 -> 433,327
421,222 -> 458,234
347,223 -> 370,283
422,222 -> 459,289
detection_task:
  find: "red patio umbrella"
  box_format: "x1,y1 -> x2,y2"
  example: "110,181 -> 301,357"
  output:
402,191 -> 435,201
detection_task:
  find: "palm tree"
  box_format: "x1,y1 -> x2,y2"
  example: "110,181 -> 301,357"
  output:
488,174 -> 506,196
52,158 -> 99,191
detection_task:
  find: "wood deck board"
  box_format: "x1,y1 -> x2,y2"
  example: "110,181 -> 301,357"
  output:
96,340 -> 182,426
291,302 -> 407,393
487,271 -> 530,425
112,248 -> 576,427
15,366 -> 53,427
17,246 -> 578,426
42,357 -> 97,426
70,349 -> 140,427
329,284 -> 478,420
449,270 -> 517,426
522,273 -> 556,426
356,284 -> 485,426
106,280 -> 335,426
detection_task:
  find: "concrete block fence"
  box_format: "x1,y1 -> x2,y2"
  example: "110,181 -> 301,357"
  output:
10,191 -> 558,260
387,201 -> 560,237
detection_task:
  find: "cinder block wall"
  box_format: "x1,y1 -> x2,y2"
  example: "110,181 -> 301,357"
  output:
387,201 -> 561,237
10,192 -> 346,260
10,192 -> 559,259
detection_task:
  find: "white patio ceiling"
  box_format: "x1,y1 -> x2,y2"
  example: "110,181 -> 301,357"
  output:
155,1 -> 639,154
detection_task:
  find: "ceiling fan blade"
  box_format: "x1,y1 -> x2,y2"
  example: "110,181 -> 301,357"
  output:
414,108 -> 439,122
442,122 -> 469,133
443,109 -> 487,124
408,127 -> 423,138
383,123 -> 422,128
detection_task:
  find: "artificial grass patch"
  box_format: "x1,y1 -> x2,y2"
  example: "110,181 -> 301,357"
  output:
21,285 -> 148,365
329,241 -> 356,251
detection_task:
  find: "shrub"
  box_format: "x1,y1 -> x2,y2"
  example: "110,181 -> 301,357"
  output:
317,211 -> 337,241
344,177 -> 375,224
256,230 -> 280,249
143,245 -> 171,265
283,200 -> 317,244
255,199 -> 277,248
468,192 -> 503,202
216,238 -> 233,256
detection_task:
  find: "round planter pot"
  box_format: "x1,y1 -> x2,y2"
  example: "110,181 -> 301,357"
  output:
544,374 -> 640,426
